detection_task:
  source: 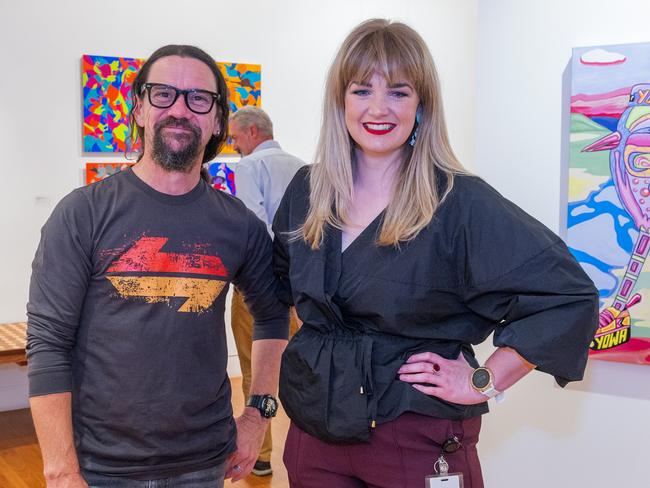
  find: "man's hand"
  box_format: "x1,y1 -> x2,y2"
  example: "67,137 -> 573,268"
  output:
45,472 -> 89,488
224,338 -> 285,481
225,407 -> 269,482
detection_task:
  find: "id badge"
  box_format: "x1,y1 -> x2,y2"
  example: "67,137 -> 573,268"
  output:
425,473 -> 463,488
426,449 -> 463,488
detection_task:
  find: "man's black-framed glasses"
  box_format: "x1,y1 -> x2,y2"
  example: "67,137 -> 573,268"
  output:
141,83 -> 220,114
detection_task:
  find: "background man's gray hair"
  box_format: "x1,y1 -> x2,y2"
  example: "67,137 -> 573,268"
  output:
230,106 -> 274,137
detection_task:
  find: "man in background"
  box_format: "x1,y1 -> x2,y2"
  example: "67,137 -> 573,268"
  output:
229,106 -> 304,476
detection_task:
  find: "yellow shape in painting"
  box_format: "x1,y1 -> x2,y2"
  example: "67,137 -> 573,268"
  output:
107,276 -> 226,313
596,306 -> 629,335
568,168 -> 610,202
113,124 -> 129,144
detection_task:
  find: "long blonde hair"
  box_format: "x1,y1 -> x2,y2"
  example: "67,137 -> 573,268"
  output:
302,19 -> 468,249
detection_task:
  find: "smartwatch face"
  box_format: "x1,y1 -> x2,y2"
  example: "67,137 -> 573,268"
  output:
472,368 -> 491,389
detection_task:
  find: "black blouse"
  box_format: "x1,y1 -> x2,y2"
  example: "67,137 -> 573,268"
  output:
273,166 -> 599,444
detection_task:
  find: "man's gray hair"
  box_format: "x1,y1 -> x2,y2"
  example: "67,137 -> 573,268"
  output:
230,106 -> 274,137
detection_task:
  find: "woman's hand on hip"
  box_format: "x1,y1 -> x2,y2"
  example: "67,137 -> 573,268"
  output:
397,351 -> 486,405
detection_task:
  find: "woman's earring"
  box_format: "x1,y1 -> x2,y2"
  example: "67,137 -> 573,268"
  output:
409,105 -> 423,147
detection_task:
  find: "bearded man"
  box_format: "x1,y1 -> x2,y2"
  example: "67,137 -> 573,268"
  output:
27,45 -> 288,488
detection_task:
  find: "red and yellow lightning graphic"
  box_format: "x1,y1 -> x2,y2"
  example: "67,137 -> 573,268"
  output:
107,236 -> 228,313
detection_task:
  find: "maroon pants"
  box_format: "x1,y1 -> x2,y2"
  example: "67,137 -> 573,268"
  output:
284,413 -> 484,488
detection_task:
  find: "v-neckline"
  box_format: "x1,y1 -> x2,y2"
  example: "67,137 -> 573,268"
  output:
340,209 -> 386,255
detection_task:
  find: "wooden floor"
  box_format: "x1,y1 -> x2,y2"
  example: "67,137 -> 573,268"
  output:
0,377 -> 290,488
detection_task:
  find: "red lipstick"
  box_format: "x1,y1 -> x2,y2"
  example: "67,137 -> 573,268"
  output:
363,123 -> 396,135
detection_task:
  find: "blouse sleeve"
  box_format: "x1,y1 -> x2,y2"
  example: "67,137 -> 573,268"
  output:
272,166 -> 310,307
272,209 -> 294,307
458,177 -> 599,386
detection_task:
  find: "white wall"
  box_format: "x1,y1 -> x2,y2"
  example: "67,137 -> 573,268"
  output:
0,0 -> 478,406
475,1 -> 650,487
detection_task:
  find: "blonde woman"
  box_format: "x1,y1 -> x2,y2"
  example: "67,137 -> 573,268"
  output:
273,19 -> 598,488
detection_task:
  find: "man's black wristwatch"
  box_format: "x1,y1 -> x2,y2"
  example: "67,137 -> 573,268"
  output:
246,394 -> 279,418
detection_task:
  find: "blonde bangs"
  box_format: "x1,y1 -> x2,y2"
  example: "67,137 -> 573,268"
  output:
339,24 -> 425,98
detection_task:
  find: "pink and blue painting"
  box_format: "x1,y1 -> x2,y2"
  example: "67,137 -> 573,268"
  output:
567,41 -> 650,365
206,162 -> 236,195
83,55 -> 143,153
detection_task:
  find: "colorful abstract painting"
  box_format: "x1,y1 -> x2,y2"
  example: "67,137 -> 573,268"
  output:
83,55 -> 144,153
82,55 -> 261,155
205,162 -> 236,195
218,62 -> 262,155
567,42 -> 650,365
86,162 -> 134,185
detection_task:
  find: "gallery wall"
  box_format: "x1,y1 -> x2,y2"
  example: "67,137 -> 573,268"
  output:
0,0 -> 478,403
474,1 -> 650,487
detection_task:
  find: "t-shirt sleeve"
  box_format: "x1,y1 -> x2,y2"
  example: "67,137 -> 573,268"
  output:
459,178 -> 599,386
27,189 -> 93,396
233,209 -> 289,341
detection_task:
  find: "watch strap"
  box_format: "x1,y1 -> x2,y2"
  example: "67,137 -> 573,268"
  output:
480,383 -> 502,399
246,394 -> 278,418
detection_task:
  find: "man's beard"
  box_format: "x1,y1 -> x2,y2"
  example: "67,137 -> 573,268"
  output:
151,117 -> 202,172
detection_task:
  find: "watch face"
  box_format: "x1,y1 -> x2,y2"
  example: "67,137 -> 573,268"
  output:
261,396 -> 278,417
472,368 -> 491,389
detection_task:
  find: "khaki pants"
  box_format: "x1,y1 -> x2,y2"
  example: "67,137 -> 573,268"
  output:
231,288 -> 299,462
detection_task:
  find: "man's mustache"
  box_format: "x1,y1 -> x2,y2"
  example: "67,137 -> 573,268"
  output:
154,117 -> 201,137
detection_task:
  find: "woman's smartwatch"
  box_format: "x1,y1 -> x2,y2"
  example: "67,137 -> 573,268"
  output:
470,366 -> 502,399
246,394 -> 279,418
